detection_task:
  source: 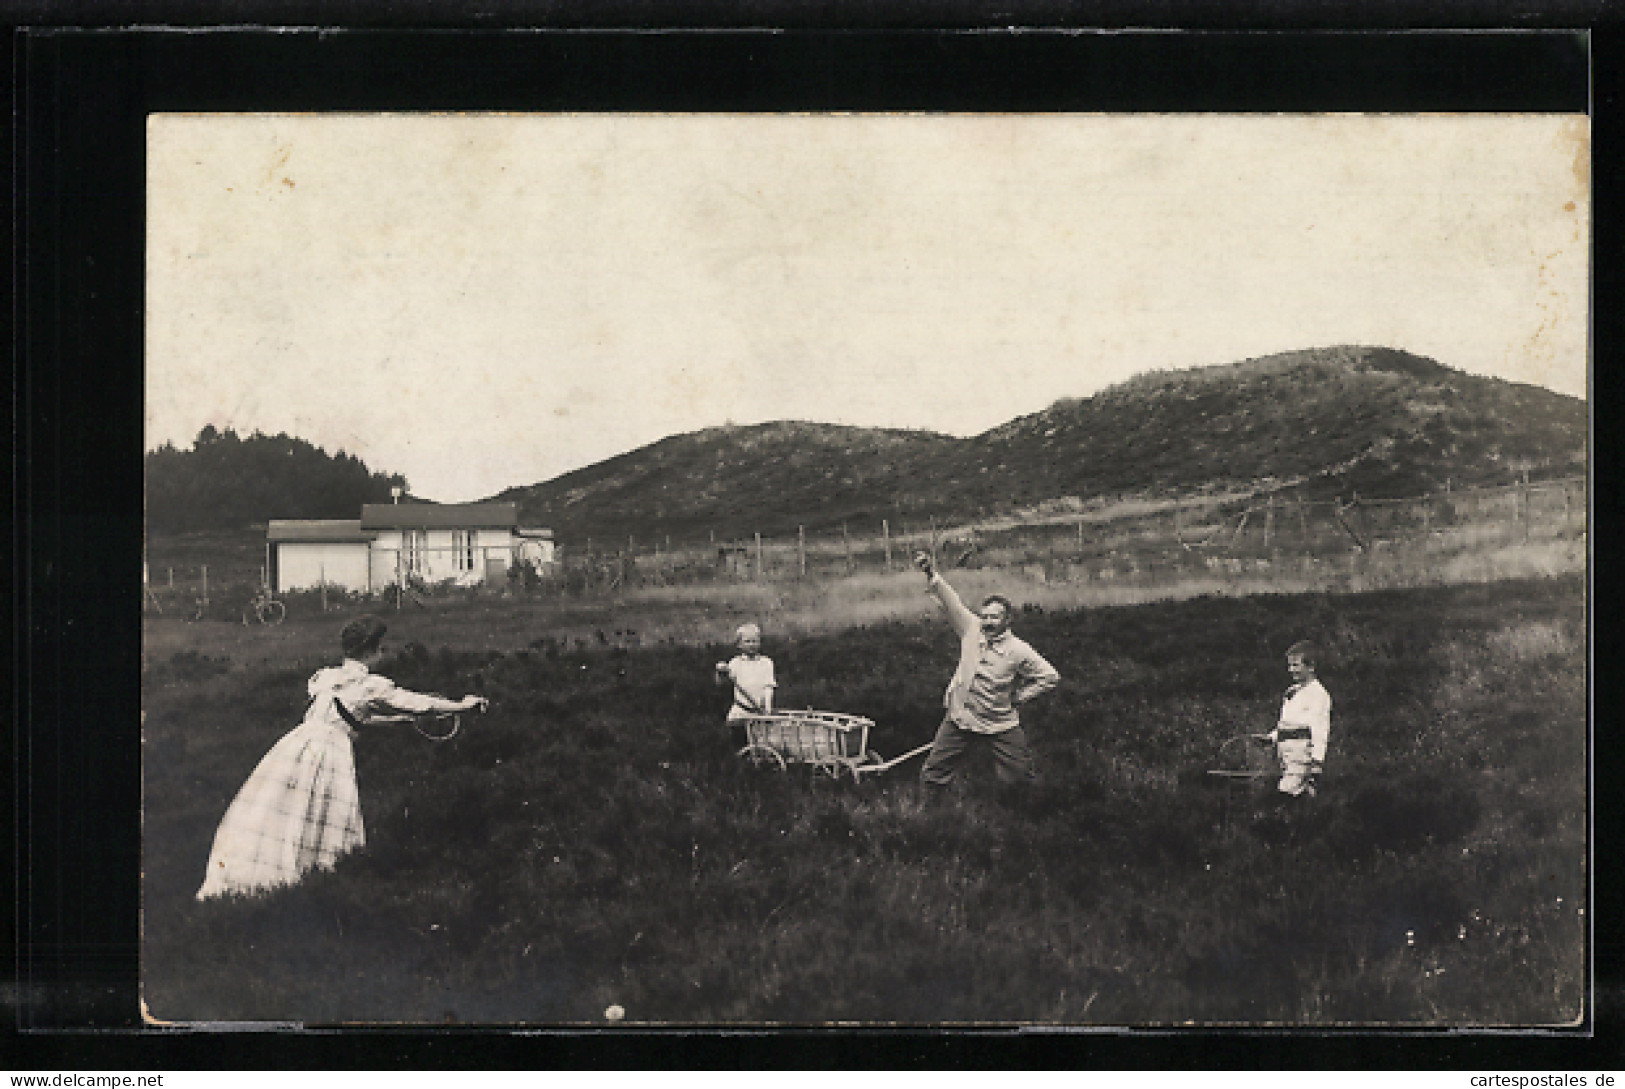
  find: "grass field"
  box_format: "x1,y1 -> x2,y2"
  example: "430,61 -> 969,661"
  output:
140,574 -> 1586,1025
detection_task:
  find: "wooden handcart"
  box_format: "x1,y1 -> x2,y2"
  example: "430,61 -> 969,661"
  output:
737,710 -> 933,783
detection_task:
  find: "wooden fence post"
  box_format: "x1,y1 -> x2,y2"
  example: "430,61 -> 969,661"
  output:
883,519 -> 892,572
842,522 -> 851,574
1522,471 -> 1532,540
320,563 -> 328,612
201,565 -> 209,604
143,560 -> 163,615
168,567 -> 174,589
1263,495 -> 1275,550
755,533 -> 763,582
798,525 -> 806,577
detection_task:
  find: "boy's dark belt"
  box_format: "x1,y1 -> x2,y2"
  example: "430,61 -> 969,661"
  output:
1276,728 -> 1312,741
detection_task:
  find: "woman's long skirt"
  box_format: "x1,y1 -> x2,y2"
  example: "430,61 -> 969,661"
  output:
195,721 -> 365,899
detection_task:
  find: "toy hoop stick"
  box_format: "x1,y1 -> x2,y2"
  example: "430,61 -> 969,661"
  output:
366,709 -> 467,742
413,712 -> 462,742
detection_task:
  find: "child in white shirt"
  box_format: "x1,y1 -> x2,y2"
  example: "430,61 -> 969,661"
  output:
1256,640 -> 1332,798
715,623 -> 776,749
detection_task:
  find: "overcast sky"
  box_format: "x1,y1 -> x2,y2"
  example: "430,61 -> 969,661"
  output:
147,113 -> 1589,503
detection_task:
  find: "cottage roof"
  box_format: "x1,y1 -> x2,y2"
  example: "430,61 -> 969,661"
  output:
267,520 -> 376,543
360,502 -> 519,530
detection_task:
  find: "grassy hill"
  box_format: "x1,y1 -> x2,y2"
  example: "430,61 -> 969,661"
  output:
495,347 -> 1586,541
494,422 -> 965,543
966,346 -> 1585,507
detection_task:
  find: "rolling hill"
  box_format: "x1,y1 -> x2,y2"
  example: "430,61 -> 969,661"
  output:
495,422 -> 965,544
494,346 -> 1586,541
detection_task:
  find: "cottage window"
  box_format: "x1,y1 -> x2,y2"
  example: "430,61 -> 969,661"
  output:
452,530 -> 478,571
403,530 -> 427,574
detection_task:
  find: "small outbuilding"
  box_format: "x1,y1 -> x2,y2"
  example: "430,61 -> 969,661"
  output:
266,519 -> 375,594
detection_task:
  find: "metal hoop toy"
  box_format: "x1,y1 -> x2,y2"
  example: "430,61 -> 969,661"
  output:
412,712 -> 463,742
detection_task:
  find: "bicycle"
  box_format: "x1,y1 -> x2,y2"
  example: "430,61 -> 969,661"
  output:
243,588 -> 287,626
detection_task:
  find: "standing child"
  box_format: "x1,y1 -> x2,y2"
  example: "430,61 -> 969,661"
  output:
715,622 -> 776,750
1256,640 -> 1332,798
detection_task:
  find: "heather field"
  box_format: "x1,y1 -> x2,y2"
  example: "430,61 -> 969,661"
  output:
140,575 -> 1586,1026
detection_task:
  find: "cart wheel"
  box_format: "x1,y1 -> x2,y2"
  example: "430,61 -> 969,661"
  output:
812,758 -> 846,781
263,600 -> 286,625
740,744 -> 787,772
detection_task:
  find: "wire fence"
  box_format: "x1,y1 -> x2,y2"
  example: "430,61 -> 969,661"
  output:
537,474 -> 1587,594
143,474 -> 1587,612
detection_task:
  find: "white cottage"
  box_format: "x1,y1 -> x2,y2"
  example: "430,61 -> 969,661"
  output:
267,502 -> 555,594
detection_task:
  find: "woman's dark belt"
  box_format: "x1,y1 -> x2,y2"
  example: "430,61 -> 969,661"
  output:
1276,727 -> 1312,741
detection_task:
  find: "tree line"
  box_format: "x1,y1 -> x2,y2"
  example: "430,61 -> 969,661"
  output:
146,426 -> 409,534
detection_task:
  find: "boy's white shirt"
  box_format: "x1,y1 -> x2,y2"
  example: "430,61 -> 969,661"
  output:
725,654 -> 776,717
1273,678 -> 1332,762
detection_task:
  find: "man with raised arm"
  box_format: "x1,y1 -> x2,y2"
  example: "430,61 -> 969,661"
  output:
913,551 -> 1061,791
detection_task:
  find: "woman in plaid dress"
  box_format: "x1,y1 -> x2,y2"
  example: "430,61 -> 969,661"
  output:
196,616 -> 487,900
